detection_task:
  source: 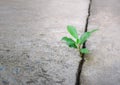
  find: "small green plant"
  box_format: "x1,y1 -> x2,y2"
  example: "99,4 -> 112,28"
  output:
62,25 -> 98,57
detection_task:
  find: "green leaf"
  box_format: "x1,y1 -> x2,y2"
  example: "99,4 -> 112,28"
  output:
79,32 -> 90,44
89,29 -> 98,33
76,39 -> 81,44
62,37 -> 77,48
80,48 -> 89,54
67,25 -> 78,39
80,29 -> 98,44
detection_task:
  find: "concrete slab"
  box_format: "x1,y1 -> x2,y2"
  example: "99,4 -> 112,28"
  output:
81,0 -> 120,85
0,0 -> 89,85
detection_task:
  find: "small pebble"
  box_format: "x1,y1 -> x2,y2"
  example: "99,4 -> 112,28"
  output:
12,67 -> 20,74
2,80 -> 9,85
0,66 -> 5,71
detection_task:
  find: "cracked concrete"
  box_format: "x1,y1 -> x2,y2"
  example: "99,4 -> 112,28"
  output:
1,0 -> 119,85
81,0 -> 120,85
0,0 -> 90,85
75,0 -> 92,85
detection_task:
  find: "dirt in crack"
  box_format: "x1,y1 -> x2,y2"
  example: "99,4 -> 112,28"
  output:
75,0 -> 92,85
75,54 -> 85,85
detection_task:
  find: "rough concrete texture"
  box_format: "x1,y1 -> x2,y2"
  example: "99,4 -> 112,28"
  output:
0,0 -> 90,85
81,0 -> 120,85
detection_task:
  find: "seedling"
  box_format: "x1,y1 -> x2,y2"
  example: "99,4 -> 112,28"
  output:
62,25 -> 98,57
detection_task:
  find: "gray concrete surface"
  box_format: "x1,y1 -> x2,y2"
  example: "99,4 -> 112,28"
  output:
81,0 -> 120,85
0,0 -> 89,85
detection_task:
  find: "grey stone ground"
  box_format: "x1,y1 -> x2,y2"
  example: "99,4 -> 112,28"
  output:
1,0 -> 120,85
0,0 -> 89,85
81,0 -> 120,85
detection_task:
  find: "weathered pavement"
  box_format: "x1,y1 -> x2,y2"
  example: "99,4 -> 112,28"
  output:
1,0 -> 120,85
0,0 -> 90,85
81,0 -> 120,85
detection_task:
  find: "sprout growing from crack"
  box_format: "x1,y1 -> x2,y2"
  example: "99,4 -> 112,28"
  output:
61,25 -> 98,57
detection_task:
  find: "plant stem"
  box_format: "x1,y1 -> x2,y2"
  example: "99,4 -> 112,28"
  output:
78,44 -> 82,57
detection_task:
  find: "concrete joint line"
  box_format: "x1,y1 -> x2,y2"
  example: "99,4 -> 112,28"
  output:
75,0 -> 92,85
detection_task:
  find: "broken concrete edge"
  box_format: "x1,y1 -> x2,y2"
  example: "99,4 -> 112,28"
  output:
75,0 -> 92,85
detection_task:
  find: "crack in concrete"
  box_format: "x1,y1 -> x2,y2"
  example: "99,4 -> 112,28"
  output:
75,0 -> 92,85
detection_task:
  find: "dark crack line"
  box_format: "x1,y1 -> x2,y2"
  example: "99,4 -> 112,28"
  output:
84,0 -> 92,32
75,0 -> 92,85
75,54 -> 85,85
